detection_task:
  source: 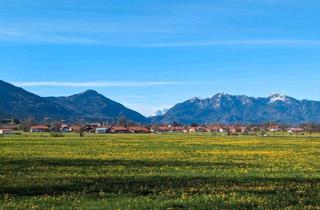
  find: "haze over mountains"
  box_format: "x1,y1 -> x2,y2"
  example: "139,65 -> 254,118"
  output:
1,80 -> 320,125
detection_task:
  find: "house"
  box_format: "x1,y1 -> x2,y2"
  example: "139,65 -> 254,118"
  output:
227,126 -> 240,134
195,126 -> 208,132
60,124 -> 72,132
188,127 -> 196,133
227,126 -> 248,134
209,125 -> 224,133
172,126 -> 188,133
30,125 -> 49,133
250,127 -> 261,132
288,128 -> 303,133
229,127 -> 237,134
110,126 -> 129,133
128,126 -> 151,133
95,127 -> 111,134
0,129 -> 13,135
238,126 -> 248,132
70,125 -> 82,132
268,125 -> 281,132
0,125 -> 17,130
88,123 -> 102,127
188,126 -> 208,133
84,123 -> 102,132
152,126 -> 172,133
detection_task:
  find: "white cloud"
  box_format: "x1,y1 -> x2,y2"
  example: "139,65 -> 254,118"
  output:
13,81 -> 181,87
122,102 -> 171,117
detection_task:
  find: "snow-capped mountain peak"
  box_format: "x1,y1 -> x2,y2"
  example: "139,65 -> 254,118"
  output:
269,94 -> 289,103
188,97 -> 204,102
152,92 -> 320,125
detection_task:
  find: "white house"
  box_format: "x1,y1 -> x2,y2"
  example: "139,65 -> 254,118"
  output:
95,127 -> 110,134
0,129 -> 13,135
288,128 -> 303,133
60,124 -> 72,132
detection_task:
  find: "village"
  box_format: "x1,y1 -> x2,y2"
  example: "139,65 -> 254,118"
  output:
0,119 -> 311,136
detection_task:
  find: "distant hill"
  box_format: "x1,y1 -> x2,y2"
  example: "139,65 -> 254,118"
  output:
151,93 -> 320,125
0,80 -> 73,121
47,90 -> 149,124
0,80 -> 149,124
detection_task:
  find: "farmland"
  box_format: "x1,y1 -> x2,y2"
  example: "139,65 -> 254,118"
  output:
0,133 -> 319,209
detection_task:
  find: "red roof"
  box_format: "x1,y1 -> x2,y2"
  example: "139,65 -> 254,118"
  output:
155,126 -> 172,131
0,129 -> 13,131
31,125 -> 49,129
130,127 -> 150,132
129,126 -> 148,130
269,125 -> 280,129
173,126 -> 186,131
111,126 -> 128,131
210,125 -> 222,130
0,126 -> 16,130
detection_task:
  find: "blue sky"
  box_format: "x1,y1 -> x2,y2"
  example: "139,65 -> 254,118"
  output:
0,0 -> 320,116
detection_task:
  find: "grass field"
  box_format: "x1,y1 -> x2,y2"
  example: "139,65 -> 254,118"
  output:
0,133 -> 319,209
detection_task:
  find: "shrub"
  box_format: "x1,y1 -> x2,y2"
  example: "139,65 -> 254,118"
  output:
50,132 -> 65,137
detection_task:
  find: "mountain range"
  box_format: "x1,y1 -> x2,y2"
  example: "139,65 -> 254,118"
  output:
1,79 -> 320,125
151,93 -> 320,125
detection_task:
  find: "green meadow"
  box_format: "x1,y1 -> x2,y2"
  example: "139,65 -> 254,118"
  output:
0,133 -> 319,209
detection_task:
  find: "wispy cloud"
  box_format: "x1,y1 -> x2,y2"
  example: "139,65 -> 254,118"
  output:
2,29 -> 320,48
1,27 -> 320,47
0,29 -> 99,44
13,81 -> 182,87
136,40 -> 320,48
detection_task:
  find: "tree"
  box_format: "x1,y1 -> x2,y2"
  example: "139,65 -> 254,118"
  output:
50,121 -> 62,132
172,121 -> 180,127
79,127 -> 84,137
20,118 -> 35,132
301,123 -> 316,136
118,116 -> 128,127
190,123 -> 198,127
